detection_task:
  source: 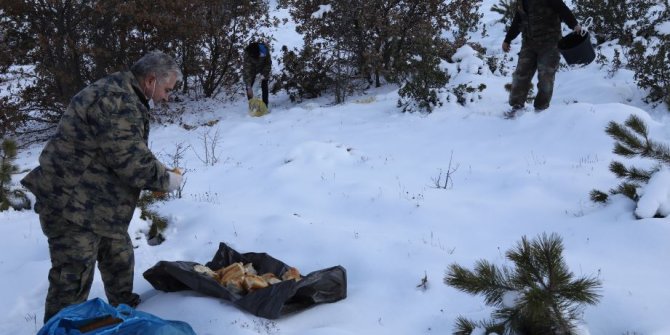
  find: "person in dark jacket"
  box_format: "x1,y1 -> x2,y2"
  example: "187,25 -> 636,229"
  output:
21,50 -> 183,323
243,41 -> 272,107
502,0 -> 581,115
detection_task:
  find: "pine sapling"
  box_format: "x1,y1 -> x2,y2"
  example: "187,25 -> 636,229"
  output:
591,114 -> 670,205
137,191 -> 169,245
445,233 -> 601,335
0,139 -> 30,211
490,0 -> 515,25
606,49 -> 623,79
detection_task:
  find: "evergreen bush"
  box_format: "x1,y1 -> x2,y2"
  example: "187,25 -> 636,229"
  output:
490,0 -> 515,25
397,58 -> 449,113
0,0 -> 272,139
574,0 -> 668,109
274,45 -> 333,103
0,139 -> 31,211
572,0 -> 628,45
445,0 -> 483,41
447,83 -> 487,106
278,0 -> 453,110
445,233 -> 601,335
627,35 -> 670,110
591,115 -> 670,217
0,95 -> 27,139
136,191 -> 170,245
397,36 -> 450,113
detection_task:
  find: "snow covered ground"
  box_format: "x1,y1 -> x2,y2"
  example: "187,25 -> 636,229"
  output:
1,1 -> 669,334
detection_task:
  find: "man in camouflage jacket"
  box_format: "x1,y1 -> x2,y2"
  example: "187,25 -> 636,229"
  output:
503,0 -> 581,114
21,51 -> 183,323
243,41 -> 272,107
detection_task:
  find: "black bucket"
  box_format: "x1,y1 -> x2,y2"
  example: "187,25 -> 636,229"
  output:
558,31 -> 595,66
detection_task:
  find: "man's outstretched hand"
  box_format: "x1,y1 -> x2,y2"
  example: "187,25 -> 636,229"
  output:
167,168 -> 183,192
502,41 -> 511,53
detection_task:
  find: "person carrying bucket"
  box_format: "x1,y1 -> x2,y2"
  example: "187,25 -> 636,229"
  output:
502,0 -> 582,117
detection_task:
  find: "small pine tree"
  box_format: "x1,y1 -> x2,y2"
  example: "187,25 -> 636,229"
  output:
606,48 -> 623,79
274,44 -> 333,103
278,0 -> 453,109
397,39 -> 450,113
136,191 -> 170,245
0,139 -> 31,211
446,0 -> 483,41
490,0 -> 515,25
590,115 -> 670,207
445,233 -> 601,335
620,2 -> 669,109
627,37 -> 670,110
572,0 -> 657,46
447,83 -> 487,106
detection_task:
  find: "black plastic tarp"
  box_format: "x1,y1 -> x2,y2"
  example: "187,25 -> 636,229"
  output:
143,242 -> 347,319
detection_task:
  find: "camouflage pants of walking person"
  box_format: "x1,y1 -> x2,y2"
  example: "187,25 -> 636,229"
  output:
39,207 -> 139,323
509,44 -> 561,111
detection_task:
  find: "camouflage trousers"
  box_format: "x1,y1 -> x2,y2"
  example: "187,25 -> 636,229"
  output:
39,207 -> 139,323
509,43 -> 561,110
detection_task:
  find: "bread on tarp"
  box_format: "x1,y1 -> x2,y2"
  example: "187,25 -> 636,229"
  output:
192,262 -> 301,294
282,267 -> 301,282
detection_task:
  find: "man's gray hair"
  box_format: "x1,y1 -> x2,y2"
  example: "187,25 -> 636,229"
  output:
131,50 -> 183,83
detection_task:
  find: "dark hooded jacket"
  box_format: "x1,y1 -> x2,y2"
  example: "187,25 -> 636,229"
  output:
504,0 -> 579,48
243,42 -> 272,86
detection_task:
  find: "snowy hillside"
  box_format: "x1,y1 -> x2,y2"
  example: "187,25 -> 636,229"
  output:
1,1 -> 669,334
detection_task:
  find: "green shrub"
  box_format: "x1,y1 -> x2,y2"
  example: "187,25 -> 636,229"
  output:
137,191 -> 170,245
445,233 -> 601,335
627,37 -> 670,110
591,115 -> 670,217
0,139 -> 30,211
490,0 -> 515,25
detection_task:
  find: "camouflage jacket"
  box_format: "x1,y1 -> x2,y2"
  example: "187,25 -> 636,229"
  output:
242,44 -> 272,87
21,71 -> 170,238
504,0 -> 578,48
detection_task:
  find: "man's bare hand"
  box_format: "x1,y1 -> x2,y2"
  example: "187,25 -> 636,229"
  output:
502,42 -> 511,53
246,86 -> 253,99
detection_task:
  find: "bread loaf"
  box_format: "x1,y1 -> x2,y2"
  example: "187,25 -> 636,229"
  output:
242,274 -> 269,292
216,262 -> 245,284
281,267 -> 301,282
225,279 -> 244,294
195,262 -> 303,294
261,273 -> 282,285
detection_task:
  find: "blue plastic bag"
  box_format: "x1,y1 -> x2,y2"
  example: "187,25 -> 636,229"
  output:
37,298 -> 196,335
